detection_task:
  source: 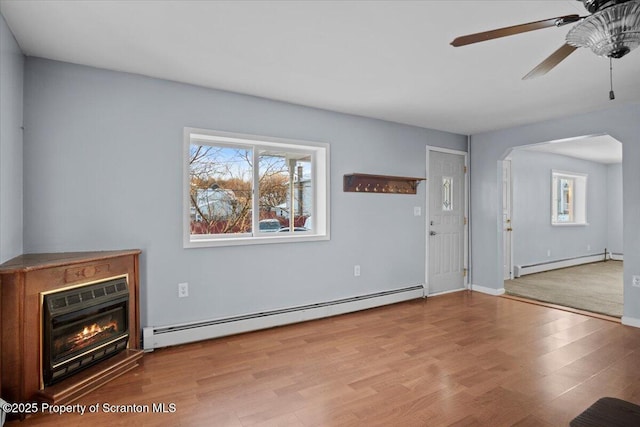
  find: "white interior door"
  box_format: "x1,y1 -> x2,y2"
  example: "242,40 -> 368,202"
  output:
502,160 -> 513,280
428,151 -> 465,294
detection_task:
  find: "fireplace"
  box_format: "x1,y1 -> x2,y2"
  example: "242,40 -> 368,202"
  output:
42,276 -> 130,386
1,250 -> 142,414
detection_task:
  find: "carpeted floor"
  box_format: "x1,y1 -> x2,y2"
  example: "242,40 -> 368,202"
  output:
504,261 -> 623,317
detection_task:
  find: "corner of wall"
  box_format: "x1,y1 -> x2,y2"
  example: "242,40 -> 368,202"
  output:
621,316 -> 640,329
0,11 -> 25,263
471,284 -> 505,296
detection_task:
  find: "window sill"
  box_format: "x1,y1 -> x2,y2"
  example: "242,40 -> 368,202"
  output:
185,233 -> 330,248
551,222 -> 589,227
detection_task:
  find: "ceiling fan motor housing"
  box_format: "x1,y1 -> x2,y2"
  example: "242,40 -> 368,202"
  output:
580,0 -> 633,14
569,0 -> 640,58
610,46 -> 631,58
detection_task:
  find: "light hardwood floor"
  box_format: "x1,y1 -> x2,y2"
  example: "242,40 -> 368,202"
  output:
9,291 -> 640,426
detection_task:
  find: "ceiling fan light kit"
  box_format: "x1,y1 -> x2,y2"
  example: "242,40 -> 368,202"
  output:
566,1 -> 640,58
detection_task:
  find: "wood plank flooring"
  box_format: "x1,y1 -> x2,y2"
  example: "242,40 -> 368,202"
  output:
9,291 -> 640,426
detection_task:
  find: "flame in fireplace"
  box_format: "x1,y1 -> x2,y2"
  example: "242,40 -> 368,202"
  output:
72,320 -> 119,346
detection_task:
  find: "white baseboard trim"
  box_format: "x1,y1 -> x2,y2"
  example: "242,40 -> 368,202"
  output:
427,287 -> 467,297
143,284 -> 424,350
621,316 -> 640,328
610,253 -> 623,261
471,284 -> 505,296
514,254 -> 607,277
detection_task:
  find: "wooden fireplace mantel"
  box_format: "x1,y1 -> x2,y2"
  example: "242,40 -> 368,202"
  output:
0,250 -> 143,413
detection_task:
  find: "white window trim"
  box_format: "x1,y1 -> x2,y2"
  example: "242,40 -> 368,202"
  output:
551,170 -> 588,226
183,127 -> 330,248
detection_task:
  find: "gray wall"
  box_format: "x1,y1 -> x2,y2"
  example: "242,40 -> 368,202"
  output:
470,103 -> 640,321
23,58 -> 467,328
607,163 -> 623,255
0,13 -> 23,263
510,150 -> 608,267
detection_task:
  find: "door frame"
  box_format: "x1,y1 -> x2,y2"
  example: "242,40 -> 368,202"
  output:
502,159 -> 514,281
425,146 -> 469,295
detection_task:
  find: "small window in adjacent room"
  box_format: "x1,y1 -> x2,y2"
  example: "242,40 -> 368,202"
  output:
184,128 -> 330,247
551,170 -> 587,225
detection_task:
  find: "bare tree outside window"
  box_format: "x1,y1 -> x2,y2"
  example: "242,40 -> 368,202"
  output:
189,144 -> 309,235
184,128 -> 329,247
189,145 -> 253,234
258,153 -> 289,221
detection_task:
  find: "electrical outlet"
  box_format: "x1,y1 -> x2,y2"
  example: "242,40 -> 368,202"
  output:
547,250 -> 551,257
354,265 -> 361,277
178,282 -> 189,298
633,276 -> 640,288
587,244 -> 591,251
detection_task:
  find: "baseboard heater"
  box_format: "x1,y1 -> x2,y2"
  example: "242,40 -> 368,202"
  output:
143,285 -> 424,351
611,252 -> 624,261
514,250 -> 622,278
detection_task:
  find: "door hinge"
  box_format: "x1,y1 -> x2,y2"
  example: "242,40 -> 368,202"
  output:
463,268 -> 467,277
464,217 -> 467,225
464,166 -> 467,173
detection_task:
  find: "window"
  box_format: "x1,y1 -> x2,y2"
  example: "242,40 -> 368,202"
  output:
442,177 -> 453,211
184,128 -> 329,247
551,170 -> 587,225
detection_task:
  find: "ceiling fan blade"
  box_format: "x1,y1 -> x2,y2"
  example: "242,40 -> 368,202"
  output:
522,43 -> 578,80
450,14 -> 581,47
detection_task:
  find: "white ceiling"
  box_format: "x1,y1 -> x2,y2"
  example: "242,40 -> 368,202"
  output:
1,0 -> 639,135
518,134 -> 622,164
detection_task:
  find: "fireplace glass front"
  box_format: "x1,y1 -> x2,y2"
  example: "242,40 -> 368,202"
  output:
42,277 -> 130,386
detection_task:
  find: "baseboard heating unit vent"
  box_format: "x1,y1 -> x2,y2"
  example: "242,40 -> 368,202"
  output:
143,285 -> 424,350
514,251 -> 618,278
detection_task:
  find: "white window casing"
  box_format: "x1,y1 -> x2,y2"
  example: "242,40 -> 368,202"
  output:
551,170 -> 588,226
184,127 -> 330,248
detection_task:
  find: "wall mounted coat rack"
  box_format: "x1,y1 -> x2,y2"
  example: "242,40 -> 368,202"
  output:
343,173 -> 425,194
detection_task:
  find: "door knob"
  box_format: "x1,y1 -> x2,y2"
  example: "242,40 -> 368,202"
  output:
430,231 -> 437,236
506,227 -> 513,232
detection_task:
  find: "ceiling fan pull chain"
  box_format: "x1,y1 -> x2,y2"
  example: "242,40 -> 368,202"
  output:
609,57 -> 615,100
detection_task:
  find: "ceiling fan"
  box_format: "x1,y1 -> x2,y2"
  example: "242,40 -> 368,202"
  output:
451,0 -> 640,80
